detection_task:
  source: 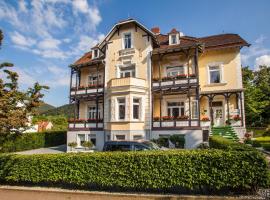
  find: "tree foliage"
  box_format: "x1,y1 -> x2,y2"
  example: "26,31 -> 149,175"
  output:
242,66 -> 270,127
0,30 -> 49,138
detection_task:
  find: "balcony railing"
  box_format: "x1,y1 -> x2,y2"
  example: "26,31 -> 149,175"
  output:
70,84 -> 104,96
118,48 -> 135,57
152,74 -> 198,88
152,116 -> 199,128
108,77 -> 146,88
68,119 -> 104,130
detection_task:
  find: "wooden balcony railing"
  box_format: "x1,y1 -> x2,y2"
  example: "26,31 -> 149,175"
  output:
68,119 -> 104,130
70,84 -> 104,96
152,117 -> 200,129
152,74 -> 198,88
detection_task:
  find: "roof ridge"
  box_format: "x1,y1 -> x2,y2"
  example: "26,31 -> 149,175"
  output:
198,33 -> 238,39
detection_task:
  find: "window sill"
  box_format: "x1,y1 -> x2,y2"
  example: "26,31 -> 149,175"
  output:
204,82 -> 227,87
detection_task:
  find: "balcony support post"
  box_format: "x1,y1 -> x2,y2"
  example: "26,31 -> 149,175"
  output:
225,93 -> 230,123
159,91 -> 162,128
209,95 -> 214,126
96,64 -> 99,128
69,68 -> 73,104
195,46 -> 201,127
239,92 -> 244,127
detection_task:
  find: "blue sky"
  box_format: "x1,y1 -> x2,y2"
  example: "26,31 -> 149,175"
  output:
0,0 -> 270,106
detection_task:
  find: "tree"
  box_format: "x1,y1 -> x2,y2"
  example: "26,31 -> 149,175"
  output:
0,30 -> 49,139
242,66 -> 270,127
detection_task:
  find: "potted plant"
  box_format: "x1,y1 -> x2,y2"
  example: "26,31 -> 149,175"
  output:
176,74 -> 187,79
201,116 -> 210,127
176,115 -> 189,120
81,141 -> 93,150
162,116 -> 174,121
68,142 -> 77,151
233,115 -> 241,121
153,116 -> 160,121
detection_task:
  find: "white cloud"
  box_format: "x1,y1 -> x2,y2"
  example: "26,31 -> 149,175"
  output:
255,55 -> 270,68
72,0 -> 89,13
241,35 -> 270,68
88,7 -> 102,27
18,0 -> 28,13
37,38 -> 61,50
10,31 -> 36,47
47,65 -> 66,74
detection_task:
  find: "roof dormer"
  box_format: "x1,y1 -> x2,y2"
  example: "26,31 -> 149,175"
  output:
91,47 -> 99,59
169,28 -> 180,45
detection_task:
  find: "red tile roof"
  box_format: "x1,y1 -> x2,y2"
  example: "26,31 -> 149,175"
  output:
72,31 -> 249,66
74,52 -> 92,65
168,28 -> 179,34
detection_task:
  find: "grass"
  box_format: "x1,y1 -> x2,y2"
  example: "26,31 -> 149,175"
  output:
247,127 -> 267,138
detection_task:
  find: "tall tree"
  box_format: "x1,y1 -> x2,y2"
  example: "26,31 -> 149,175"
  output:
242,66 -> 270,127
0,30 -> 49,139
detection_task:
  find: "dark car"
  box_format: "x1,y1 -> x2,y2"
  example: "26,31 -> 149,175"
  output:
103,140 -> 160,152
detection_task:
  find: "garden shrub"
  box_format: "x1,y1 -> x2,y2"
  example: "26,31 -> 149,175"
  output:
0,150 -> 268,194
0,131 -> 66,153
209,136 -> 254,151
252,140 -> 262,148
169,135 -> 185,148
262,143 -> 270,151
254,137 -> 270,143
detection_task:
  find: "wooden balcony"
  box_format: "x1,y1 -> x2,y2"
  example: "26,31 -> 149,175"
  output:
152,75 -> 198,89
68,119 -> 104,131
108,77 -> 146,88
152,118 -> 200,130
70,85 -> 104,97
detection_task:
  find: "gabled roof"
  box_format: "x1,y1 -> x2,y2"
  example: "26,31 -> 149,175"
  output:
98,18 -> 158,48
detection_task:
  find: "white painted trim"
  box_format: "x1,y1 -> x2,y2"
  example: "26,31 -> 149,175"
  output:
207,62 -> 226,84
169,33 -> 180,45
121,31 -> 133,50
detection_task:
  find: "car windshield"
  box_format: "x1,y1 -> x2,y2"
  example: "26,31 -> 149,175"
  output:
142,141 -> 160,150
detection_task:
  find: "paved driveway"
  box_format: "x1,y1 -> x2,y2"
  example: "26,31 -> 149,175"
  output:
15,145 -> 66,155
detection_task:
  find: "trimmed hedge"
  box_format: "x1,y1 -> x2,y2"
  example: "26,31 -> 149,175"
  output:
0,150 -> 268,194
209,136 -> 255,151
0,131 -> 66,153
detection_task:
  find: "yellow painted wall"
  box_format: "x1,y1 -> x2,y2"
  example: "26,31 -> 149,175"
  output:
107,122 -> 145,130
198,48 -> 242,92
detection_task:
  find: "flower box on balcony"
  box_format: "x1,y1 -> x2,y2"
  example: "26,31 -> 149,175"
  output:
153,121 -> 160,127
176,115 -> 189,120
175,74 -> 187,79
68,118 -> 86,123
201,121 -> 211,127
162,121 -> 174,127
153,117 -> 160,121
188,74 -> 196,78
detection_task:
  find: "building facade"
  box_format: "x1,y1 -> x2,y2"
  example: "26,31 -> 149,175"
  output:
67,19 -> 249,151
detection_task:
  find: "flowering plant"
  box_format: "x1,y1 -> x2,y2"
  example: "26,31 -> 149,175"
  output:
175,74 -> 187,79
68,118 -> 86,123
153,117 -> 160,121
188,74 -> 196,78
162,116 -> 174,121
152,77 -> 159,82
162,76 -> 173,81
232,115 -> 241,121
176,115 -> 189,120
201,116 -> 210,121
78,85 -> 86,90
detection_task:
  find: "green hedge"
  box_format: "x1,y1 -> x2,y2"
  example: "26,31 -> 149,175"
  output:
0,150 -> 268,194
209,136 -> 255,151
0,131 -> 66,153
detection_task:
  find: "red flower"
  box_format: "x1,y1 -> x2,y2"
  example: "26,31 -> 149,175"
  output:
201,116 -> 210,121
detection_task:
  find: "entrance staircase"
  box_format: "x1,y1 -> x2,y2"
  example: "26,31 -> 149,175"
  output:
210,126 -> 239,142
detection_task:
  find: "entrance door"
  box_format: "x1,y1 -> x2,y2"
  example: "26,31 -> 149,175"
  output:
213,107 -> 224,126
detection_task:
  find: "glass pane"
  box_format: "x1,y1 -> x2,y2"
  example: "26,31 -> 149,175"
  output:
210,71 -> 220,83
119,105 -> 125,119
172,108 -> 179,117
133,105 -> 139,119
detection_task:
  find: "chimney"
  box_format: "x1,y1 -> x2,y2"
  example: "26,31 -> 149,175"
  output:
151,27 -> 160,35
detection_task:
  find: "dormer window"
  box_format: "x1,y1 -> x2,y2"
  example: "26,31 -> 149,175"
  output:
169,34 -> 179,45
171,34 -> 177,44
92,49 -> 99,59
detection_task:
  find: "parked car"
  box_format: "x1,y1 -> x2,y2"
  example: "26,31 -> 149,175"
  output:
103,140 -> 160,152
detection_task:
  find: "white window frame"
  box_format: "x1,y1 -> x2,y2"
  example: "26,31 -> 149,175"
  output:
166,66 -> 186,77
117,98 -> 126,120
92,49 -> 99,59
122,31 -> 133,49
77,134 -> 86,147
132,97 -> 141,120
207,63 -> 225,84
88,74 -> 102,85
167,101 -> 185,117
87,105 -> 101,119
119,66 -> 135,78
191,100 -> 199,119
169,34 -> 180,45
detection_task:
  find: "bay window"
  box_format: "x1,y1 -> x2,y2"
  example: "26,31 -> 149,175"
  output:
133,98 -> 140,120
118,98 -> 125,120
120,65 -> 135,78
167,102 -> 185,118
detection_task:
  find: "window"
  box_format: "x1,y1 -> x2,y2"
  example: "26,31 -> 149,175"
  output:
88,134 -> 96,147
118,98 -> 125,120
88,105 -> 101,119
88,74 -> 102,85
209,66 -> 221,83
120,66 -> 135,78
124,32 -> 132,49
171,34 -> 177,44
133,98 -> 140,120
116,135 -> 126,140
77,134 -> 85,147
191,100 -> 198,119
93,49 -> 99,58
167,102 -> 185,118
133,135 -> 143,140
166,66 -> 185,77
